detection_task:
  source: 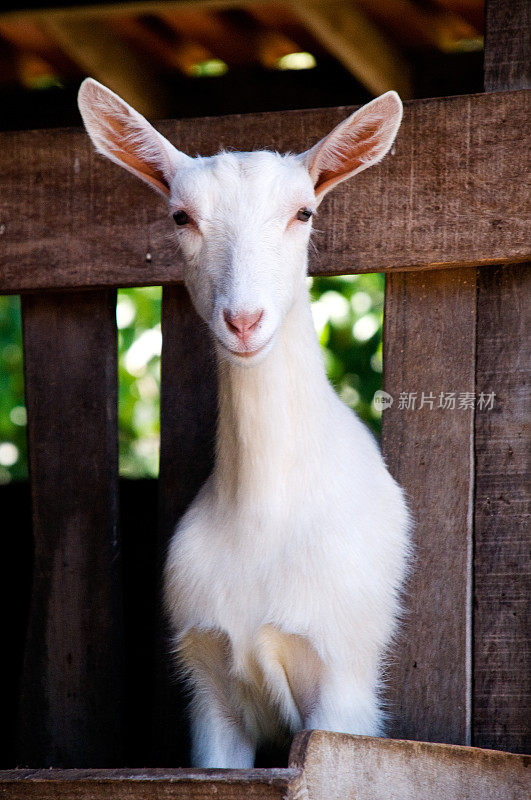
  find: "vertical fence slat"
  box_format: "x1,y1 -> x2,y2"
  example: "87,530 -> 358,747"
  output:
473,264 -> 530,753
484,0 -> 530,91
153,284 -> 217,764
472,0 -> 531,754
17,290 -> 122,767
382,268 -> 477,745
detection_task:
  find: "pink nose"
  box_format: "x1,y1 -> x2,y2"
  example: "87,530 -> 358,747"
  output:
223,309 -> 264,339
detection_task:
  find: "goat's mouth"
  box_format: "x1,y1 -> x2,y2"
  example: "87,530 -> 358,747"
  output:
217,333 -> 274,361
226,336 -> 272,359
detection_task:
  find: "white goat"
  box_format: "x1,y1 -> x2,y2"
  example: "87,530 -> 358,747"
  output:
78,78 -> 411,769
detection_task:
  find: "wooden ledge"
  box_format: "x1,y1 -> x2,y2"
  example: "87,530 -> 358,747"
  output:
0,767 -> 302,799
0,90 -> 529,293
290,730 -> 530,800
2,732 -> 528,799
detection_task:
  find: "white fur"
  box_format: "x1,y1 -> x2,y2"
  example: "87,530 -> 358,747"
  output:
78,79 -> 411,768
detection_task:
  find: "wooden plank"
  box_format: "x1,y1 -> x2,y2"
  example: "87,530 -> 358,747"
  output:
17,290 -> 123,767
484,0 -> 530,91
0,91 -> 528,293
382,268 -> 477,745
0,768 -> 301,800
289,730 -> 531,800
472,0 -> 531,755
2,478 -> 160,768
473,264 -> 531,753
0,481 -> 32,769
3,732 -> 530,800
151,285 -> 217,763
0,768 -> 301,799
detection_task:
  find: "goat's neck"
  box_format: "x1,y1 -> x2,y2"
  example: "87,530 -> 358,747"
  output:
214,286 -> 331,507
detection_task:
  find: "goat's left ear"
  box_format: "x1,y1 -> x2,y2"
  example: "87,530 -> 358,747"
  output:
78,78 -> 191,197
299,91 -> 402,204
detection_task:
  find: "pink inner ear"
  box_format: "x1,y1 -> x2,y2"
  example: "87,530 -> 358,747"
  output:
314,121 -> 382,197
101,109 -> 170,195
310,91 -> 402,199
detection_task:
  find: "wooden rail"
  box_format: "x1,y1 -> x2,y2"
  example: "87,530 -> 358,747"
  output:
0,90 -> 529,294
1,732 -> 528,799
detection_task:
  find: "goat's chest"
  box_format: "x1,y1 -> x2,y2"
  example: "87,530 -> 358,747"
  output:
168,500 -> 369,643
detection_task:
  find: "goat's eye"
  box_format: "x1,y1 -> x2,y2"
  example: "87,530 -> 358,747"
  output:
173,210 -> 190,226
296,207 -> 313,222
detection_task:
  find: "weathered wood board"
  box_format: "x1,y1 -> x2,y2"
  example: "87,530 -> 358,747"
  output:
472,0 -> 531,754
382,267 -> 477,745
0,768 -> 301,800
484,0 -> 530,91
2,732 -> 528,800
0,91 -> 529,293
473,263 -> 531,754
289,730 -> 531,800
17,290 -> 123,767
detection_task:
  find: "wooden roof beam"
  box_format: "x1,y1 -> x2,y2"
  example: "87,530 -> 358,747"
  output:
433,0 -> 484,32
158,9 -> 257,68
0,1 -> 255,25
40,15 -> 171,117
107,15 -> 215,77
355,0 -> 482,52
288,0 -> 413,99
0,18 -> 82,79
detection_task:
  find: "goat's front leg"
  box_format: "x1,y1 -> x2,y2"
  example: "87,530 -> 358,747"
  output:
304,669 -> 383,737
178,627 -> 257,767
190,692 -> 256,768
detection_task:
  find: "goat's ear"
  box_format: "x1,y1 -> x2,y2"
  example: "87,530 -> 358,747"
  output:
299,91 -> 402,204
78,78 -> 190,197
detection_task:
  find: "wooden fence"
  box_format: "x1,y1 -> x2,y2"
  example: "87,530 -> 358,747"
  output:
0,0 -> 529,778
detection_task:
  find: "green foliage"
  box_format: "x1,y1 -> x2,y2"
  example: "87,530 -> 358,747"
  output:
0,296 -> 27,483
117,287 -> 162,478
310,273 -> 384,431
0,275 -> 384,481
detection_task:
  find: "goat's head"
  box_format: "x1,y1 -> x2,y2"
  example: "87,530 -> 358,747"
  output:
78,79 -> 402,365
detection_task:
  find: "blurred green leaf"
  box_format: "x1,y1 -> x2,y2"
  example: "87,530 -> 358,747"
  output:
0,296 -> 27,482
311,273 -> 385,432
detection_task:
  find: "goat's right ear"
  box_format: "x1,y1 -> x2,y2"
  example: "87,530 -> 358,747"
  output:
77,78 -> 190,197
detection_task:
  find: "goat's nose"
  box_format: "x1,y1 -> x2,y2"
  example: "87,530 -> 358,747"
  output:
223,309 -> 264,338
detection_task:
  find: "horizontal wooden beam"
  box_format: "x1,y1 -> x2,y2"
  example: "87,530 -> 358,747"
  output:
0,90 -> 528,293
0,767 -> 301,799
0,1 -> 257,24
2,732 -> 528,799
